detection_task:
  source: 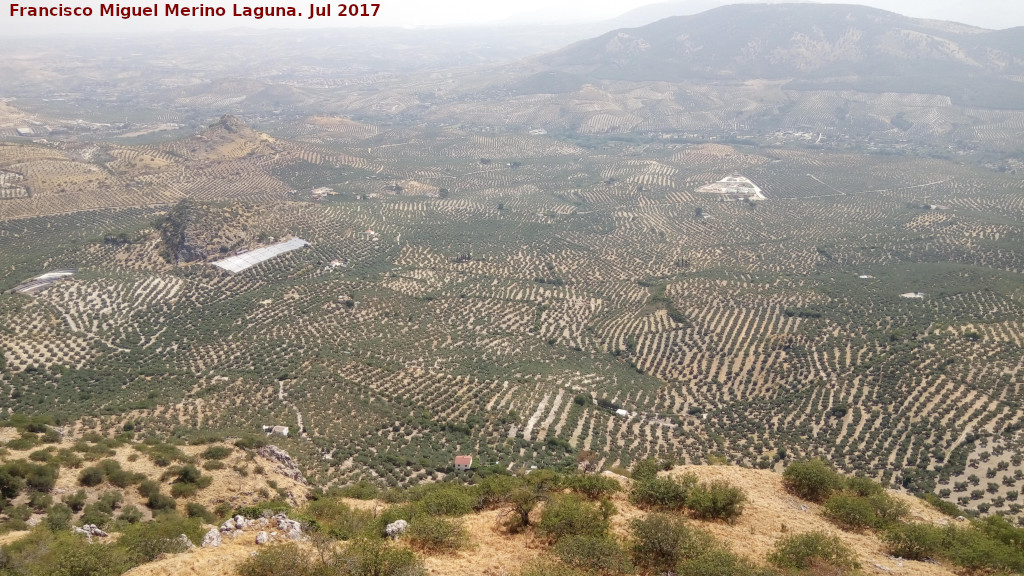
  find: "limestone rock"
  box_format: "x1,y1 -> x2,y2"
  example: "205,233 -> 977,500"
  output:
385,519 -> 408,540
202,528 -> 222,548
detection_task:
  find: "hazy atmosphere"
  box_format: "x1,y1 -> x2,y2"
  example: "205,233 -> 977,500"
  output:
4,0 -> 1024,35
0,0 -> 1023,575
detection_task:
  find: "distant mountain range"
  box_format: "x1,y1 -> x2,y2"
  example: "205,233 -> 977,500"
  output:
536,3 -> 1024,108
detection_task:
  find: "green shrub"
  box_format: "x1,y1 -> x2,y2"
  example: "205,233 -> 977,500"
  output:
118,514 -> 202,563
538,494 -> 608,542
563,474 -> 621,500
554,534 -> 632,573
517,559 -> 593,576
686,480 -> 746,522
304,497 -> 374,540
920,492 -> 961,517
768,531 -> 858,572
46,503 -> 73,532
78,466 -> 105,487
473,474 -> 521,509
186,502 -> 216,523
630,513 -> 703,571
7,504 -> 32,522
146,493 -> 177,512
0,469 -> 25,500
408,516 -> 469,552
118,504 -> 143,524
676,545 -> 762,576
631,458 -> 662,482
64,489 -> 88,512
202,459 -> 226,471
882,523 -> 943,560
845,476 -> 884,497
334,479 -> 380,500
96,491 -> 124,514
137,479 -> 161,499
416,485 -> 474,517
342,538 -> 425,576
782,459 -> 844,503
237,542 -> 315,576
942,521 -> 1024,573
629,473 -> 696,510
175,464 -> 203,485
28,491 -> 52,512
823,492 -> 907,531
171,482 -> 198,498
823,494 -> 879,531
80,504 -> 113,529
0,529 -> 131,576
201,445 -> 232,460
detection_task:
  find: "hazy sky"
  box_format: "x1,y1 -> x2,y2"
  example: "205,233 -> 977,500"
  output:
4,0 -> 1022,35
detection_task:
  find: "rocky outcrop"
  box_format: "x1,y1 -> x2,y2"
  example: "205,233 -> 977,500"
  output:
177,534 -> 197,551
202,528 -> 222,548
72,524 -> 109,542
385,519 -> 408,540
258,445 -> 307,484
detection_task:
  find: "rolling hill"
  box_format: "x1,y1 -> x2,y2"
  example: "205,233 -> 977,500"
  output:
539,4 -> 1024,107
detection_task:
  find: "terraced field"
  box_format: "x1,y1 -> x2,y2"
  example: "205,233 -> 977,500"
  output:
0,116 -> 1022,522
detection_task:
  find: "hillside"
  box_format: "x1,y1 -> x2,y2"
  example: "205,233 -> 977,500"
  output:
539,4 -> 1024,107
0,449 -> 984,576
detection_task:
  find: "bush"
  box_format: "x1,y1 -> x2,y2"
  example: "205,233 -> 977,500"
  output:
237,542 -> 314,576
845,476 -> 883,497
630,473 -> 696,510
343,538 -> 425,576
202,460 -> 226,471
118,504 -> 143,524
304,497 -> 374,540
170,482 -> 198,498
146,493 -> 177,512
782,459 -> 844,503
630,513 -> 704,571
334,479 -> 380,500
823,494 -> 879,531
137,480 -> 161,499
823,492 -> 907,531
201,445 -> 232,460
0,529 -> 131,576
415,485 -> 474,517
80,503 -> 114,529
118,514 -> 202,563
96,491 -> 123,513
60,490 -> 87,514
631,458 -> 662,482
518,560 -> 593,576
768,531 -> 858,572
554,534 -> 632,573
882,523 -> 943,560
186,502 -> 216,523
78,466 -> 105,487
686,480 -> 747,522
538,494 -> 609,542
46,503 -> 73,532
676,545 -> 763,576
473,474 -> 521,509
563,474 -> 621,500
0,469 -> 25,500
408,516 -> 469,552
28,491 -> 52,512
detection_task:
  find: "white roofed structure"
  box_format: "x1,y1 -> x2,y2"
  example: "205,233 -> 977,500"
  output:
212,238 -> 309,273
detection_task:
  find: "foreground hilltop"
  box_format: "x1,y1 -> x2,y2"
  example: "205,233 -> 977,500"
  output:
125,463 -> 965,576
1,415 -> 1021,576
